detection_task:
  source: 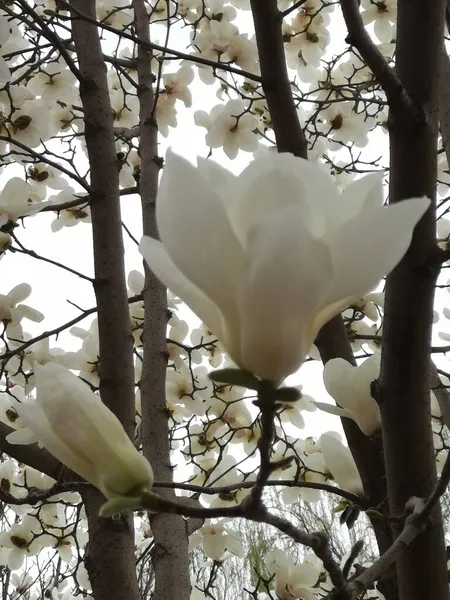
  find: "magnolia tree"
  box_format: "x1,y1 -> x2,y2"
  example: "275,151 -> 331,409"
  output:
1,0 -> 450,599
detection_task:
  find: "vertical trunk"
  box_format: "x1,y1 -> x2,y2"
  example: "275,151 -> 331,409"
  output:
70,1 -> 139,598
249,3 -> 396,596
379,1 -> 449,598
132,3 -> 191,599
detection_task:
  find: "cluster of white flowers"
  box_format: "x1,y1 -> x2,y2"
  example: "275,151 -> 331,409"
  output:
0,1 -> 447,598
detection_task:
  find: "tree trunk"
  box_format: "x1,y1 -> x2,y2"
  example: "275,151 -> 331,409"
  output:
379,1 -> 449,598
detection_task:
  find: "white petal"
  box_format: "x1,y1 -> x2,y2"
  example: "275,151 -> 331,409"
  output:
10,399 -> 97,487
7,283 -> 31,305
203,534 -> 227,560
128,270 -> 144,294
224,534 -> 245,558
286,407 -> 305,429
290,562 -> 319,588
319,433 -> 363,495
231,153 -> 338,244
374,18 -> 393,43
15,304 -> 45,323
8,549 -> 24,571
156,151 -> 243,328
289,588 -> 317,600
6,427 -> 38,445
196,157 -> 238,209
139,236 -> 225,341
281,486 -> 301,505
351,354 -> 382,435
1,178 -> 29,206
299,487 -> 322,503
334,173 -> 385,227
312,401 -> 355,422
322,196 -> 430,306
0,57 -> 10,87
323,358 -> 353,405
237,205 -> 332,381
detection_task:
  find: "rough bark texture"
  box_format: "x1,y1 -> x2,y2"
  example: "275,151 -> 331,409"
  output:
70,1 -> 139,599
133,2 -> 191,599
440,5 -> 450,165
439,46 -> 450,167
379,1 -> 449,598
249,0 -> 308,158
249,3 -> 396,596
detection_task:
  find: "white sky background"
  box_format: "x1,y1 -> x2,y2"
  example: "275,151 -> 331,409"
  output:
3,3 -> 449,445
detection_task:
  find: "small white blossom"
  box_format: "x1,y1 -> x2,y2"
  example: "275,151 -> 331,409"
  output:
195,99 -> 259,159
189,520 -> 244,561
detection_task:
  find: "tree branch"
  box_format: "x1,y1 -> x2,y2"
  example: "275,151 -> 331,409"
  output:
57,0 -> 262,82
339,0 -> 420,118
69,0 -> 140,597
132,1 -> 192,599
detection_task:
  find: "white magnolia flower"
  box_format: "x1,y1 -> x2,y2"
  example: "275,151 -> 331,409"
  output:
189,520 -> 245,561
27,163 -> 69,200
161,66 -> 195,107
319,102 -> 372,148
361,0 -> 396,43
0,178 -> 48,225
319,433 -> 363,495
9,100 -> 52,148
49,188 -> 91,231
266,548 -> 320,600
314,353 -> 381,436
279,450 -> 327,504
0,283 -> 44,327
155,94 -> 177,137
195,99 -> 259,159
28,61 -> 79,105
0,516 -> 43,570
0,460 -> 27,499
223,34 -> 259,73
140,151 -> 429,383
284,21 -> 330,73
6,363 -> 154,500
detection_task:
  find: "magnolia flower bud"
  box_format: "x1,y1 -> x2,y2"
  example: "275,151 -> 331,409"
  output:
7,363 -> 153,500
140,150 -> 430,383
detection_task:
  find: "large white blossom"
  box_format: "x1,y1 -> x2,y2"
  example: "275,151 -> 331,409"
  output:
140,150 -> 429,383
6,363 -> 154,500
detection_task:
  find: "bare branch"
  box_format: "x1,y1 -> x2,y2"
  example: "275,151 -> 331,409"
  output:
339,0 -> 420,118
57,0 -> 262,82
